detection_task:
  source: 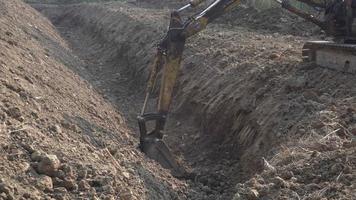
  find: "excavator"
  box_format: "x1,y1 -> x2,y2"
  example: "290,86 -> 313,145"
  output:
137,0 -> 356,177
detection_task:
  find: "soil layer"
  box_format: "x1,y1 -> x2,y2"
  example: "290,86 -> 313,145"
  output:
0,0 -> 355,199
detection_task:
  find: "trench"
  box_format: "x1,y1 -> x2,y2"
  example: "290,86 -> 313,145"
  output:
29,2 -> 288,199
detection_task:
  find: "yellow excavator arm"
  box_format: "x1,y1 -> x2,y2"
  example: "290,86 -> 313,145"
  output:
138,0 -> 241,177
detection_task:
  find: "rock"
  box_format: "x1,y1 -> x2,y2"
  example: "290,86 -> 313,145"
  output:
107,146 -> 117,156
30,151 -> 44,162
77,167 -> 87,180
269,52 -> 280,60
7,149 -> 24,161
36,175 -> 53,191
61,165 -> 74,178
20,143 -> 35,154
6,107 -> 22,120
330,163 -> 343,174
22,192 -> 42,200
53,187 -> 69,200
343,165 -> 352,174
62,178 -> 78,191
201,185 -> 211,193
0,183 -> 13,195
280,170 -> 294,180
61,121 -> 80,133
37,154 -> 60,176
262,157 -> 276,173
311,151 -> 320,157
290,177 -> 298,182
29,109 -> 39,118
54,170 -> 66,179
246,188 -> 259,200
0,192 -> 7,199
89,187 -> 96,196
6,193 -> 15,200
0,111 -> 6,121
18,162 -> 31,173
88,167 -> 97,177
92,196 -> 100,200
232,193 -> 242,200
52,177 -> 63,187
101,185 -> 115,194
49,125 -> 62,134
53,187 -> 67,194
122,172 -> 130,180
90,176 -> 112,187
303,90 -> 320,102
54,195 -> 69,200
285,76 -> 306,92
78,180 -> 90,191
257,184 -> 271,196
273,176 -> 289,188
22,193 -> 31,198
42,195 -> 52,200
103,194 -> 115,200
120,190 -> 136,200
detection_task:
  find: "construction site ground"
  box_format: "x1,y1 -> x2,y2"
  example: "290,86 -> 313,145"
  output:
0,0 -> 355,199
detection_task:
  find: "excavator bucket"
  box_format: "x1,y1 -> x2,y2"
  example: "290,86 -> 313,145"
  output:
137,114 -> 186,178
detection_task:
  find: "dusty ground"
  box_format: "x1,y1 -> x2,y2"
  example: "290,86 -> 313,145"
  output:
0,1 -> 188,199
0,0 -> 355,199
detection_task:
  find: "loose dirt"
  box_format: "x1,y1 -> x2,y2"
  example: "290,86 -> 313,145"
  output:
0,1 -> 188,199
1,0 -> 355,199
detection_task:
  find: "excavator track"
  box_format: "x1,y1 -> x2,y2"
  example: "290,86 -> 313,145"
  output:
302,41 -> 356,74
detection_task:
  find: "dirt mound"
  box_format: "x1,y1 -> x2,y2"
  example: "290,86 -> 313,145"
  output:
218,6 -> 320,36
0,0 -> 188,199
234,100 -> 356,199
136,0 -> 320,36
235,145 -> 355,199
9,1 -> 356,199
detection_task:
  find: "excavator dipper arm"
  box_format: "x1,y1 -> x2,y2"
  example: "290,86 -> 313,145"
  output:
138,0 -> 241,177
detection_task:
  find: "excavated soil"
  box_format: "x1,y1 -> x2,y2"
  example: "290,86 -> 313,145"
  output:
0,1 -> 188,200
1,0 -> 355,199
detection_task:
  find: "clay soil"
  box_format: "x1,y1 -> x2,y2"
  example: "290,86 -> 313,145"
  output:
0,0 -> 355,199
